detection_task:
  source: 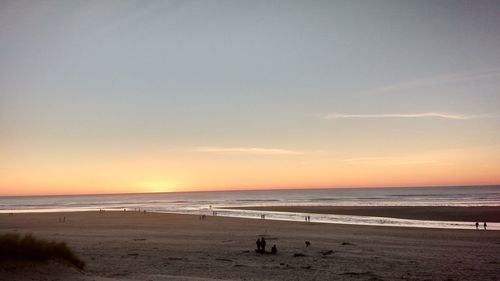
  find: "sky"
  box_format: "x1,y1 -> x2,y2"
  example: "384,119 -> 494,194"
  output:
1,0 -> 500,196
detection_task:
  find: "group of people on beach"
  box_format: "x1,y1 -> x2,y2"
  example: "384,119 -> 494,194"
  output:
476,222 -> 487,230
256,237 -> 277,255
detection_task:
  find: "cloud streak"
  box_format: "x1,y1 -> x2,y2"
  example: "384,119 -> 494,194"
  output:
194,146 -> 303,155
342,156 -> 437,166
362,68 -> 500,96
324,112 -> 498,120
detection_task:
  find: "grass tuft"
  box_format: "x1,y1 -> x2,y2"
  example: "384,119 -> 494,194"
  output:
0,233 -> 85,269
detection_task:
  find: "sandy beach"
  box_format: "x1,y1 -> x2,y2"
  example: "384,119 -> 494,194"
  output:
1,211 -> 499,281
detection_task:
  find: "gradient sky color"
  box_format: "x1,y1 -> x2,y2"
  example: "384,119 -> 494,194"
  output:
1,0 -> 500,196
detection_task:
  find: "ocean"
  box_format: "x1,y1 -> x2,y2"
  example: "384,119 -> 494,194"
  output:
1,185 -> 499,230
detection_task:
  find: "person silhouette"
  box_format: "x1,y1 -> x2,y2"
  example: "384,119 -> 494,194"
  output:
256,238 -> 261,252
261,237 -> 266,253
271,244 -> 277,255
484,222 -> 487,230
475,222 -> 479,230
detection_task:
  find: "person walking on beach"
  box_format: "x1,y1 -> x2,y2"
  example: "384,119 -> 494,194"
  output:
476,222 -> 479,230
256,238 -> 261,253
261,237 -> 266,253
484,222 -> 487,230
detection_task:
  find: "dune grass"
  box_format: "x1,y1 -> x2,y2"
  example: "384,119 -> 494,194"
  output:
0,233 -> 85,269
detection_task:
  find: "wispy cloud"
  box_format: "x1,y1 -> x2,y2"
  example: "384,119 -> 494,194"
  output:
324,112 -> 498,120
342,156 -> 437,166
194,146 -> 303,155
362,68 -> 500,96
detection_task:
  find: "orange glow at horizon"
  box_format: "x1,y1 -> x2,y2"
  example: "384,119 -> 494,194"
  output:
1,145 -> 499,196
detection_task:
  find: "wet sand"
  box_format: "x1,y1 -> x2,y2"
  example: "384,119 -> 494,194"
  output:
227,206 -> 500,222
1,211 -> 499,280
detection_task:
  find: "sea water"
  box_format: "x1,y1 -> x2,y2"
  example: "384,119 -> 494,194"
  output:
1,185 -> 499,230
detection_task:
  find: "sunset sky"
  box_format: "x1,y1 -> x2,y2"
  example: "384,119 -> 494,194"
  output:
1,0 -> 500,196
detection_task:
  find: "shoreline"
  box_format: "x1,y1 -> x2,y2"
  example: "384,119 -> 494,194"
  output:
3,205 -> 500,231
223,205 -> 500,222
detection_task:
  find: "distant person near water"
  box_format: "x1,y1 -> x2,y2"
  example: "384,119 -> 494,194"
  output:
484,222 -> 487,230
271,244 -> 277,255
476,222 -> 479,230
